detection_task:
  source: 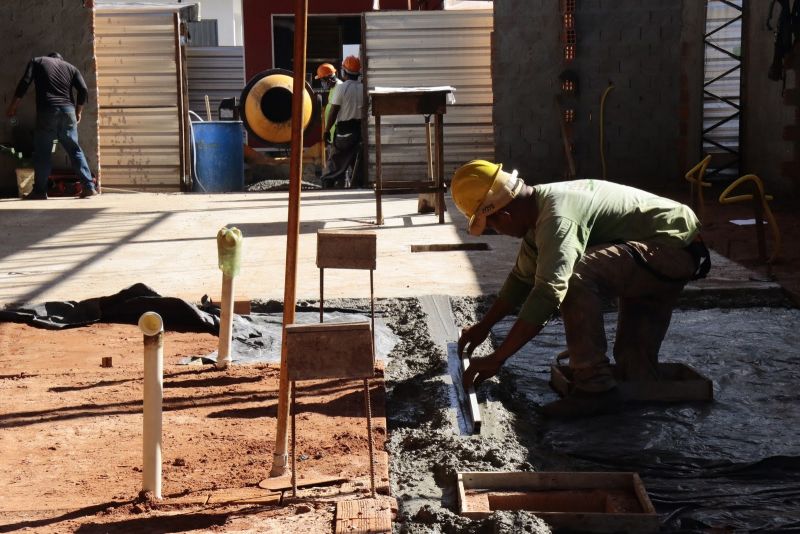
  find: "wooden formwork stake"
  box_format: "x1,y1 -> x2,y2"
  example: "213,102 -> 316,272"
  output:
271,0 -> 309,478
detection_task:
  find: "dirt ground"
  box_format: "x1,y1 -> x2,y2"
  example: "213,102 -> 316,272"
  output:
0,322 -> 390,533
0,188 -> 797,533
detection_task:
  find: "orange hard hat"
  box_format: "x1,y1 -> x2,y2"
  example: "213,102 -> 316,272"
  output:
342,55 -> 361,75
314,63 -> 336,80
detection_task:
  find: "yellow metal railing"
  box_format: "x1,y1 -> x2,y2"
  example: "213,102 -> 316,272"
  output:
684,155 -> 712,223
718,174 -> 782,264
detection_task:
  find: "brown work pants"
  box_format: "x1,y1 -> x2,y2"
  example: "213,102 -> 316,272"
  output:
559,241 -> 697,392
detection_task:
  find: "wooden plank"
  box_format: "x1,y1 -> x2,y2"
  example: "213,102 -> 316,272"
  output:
163,492 -> 211,505
257,473 -> 346,491
285,321 -> 374,381
205,298 -> 251,315
632,473 -> 656,514
335,498 -> 392,534
410,243 -> 489,253
457,471 -> 659,533
380,180 -> 437,191
550,362 -> 713,402
206,487 -> 281,505
460,471 -> 641,491
317,230 -> 377,270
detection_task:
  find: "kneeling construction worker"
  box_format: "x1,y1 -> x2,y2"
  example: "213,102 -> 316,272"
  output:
453,160 -> 710,418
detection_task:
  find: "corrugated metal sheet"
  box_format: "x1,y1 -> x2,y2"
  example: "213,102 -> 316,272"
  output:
95,11 -> 184,191
187,20 -> 219,47
186,47 -> 244,120
364,10 -> 494,183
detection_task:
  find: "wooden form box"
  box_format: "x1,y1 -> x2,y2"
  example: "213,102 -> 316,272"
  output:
285,321 -> 374,381
457,471 -> 658,533
550,362 -> 713,402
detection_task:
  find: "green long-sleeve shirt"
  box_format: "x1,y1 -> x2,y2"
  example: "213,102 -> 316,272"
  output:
498,179 -> 700,327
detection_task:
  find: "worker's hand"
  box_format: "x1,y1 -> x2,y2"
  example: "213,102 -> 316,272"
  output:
458,323 -> 491,359
75,110 -> 82,123
325,131 -> 333,144
462,353 -> 503,391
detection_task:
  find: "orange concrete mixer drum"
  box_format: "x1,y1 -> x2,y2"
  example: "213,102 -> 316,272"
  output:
239,69 -> 320,144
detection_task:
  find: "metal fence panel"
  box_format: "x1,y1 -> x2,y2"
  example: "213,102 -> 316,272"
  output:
186,46 -> 245,120
95,11 -> 183,191
364,9 -> 494,183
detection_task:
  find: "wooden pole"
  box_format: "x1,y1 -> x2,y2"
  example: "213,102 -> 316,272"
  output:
271,0 -> 308,478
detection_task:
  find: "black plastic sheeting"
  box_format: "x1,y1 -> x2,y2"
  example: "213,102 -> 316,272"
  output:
492,308 -> 800,533
0,283 -> 219,333
181,310 -> 399,365
0,284 -> 398,366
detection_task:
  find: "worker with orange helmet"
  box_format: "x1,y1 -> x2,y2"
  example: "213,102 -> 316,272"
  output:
315,63 -> 341,140
321,55 -> 364,187
451,160 -> 710,418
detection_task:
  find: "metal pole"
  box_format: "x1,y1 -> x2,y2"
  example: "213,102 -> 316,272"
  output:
271,0 -> 308,478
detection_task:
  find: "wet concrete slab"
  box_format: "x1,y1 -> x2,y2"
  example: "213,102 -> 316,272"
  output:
386,293 -> 800,533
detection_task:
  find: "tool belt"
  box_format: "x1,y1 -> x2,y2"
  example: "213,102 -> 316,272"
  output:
618,236 -> 711,283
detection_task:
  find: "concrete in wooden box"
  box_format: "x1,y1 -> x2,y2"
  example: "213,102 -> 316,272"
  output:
550,362 -> 713,402
317,230 -> 377,270
457,471 -> 658,533
285,321 -> 374,381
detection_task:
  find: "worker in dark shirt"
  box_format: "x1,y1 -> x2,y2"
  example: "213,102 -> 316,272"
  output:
6,52 -> 98,200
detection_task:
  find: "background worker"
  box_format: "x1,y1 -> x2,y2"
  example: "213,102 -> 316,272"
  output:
5,52 -> 98,200
321,55 -> 363,188
315,62 -> 341,141
453,160 -> 710,418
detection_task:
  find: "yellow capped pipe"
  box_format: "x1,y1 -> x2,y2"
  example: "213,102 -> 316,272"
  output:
216,227 -> 243,370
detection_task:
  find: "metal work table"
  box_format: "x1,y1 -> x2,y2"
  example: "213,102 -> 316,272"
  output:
369,88 -> 452,225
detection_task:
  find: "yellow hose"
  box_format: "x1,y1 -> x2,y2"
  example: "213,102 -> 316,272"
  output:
719,174 -> 782,263
599,84 -> 615,180
684,155 -> 712,222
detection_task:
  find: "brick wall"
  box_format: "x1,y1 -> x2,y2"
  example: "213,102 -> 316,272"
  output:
742,2 -> 797,200
0,0 -> 96,197
493,0 -> 705,190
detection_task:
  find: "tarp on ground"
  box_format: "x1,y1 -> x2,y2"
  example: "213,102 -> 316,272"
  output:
0,284 -> 399,364
493,308 -> 800,532
182,310 -> 398,365
0,283 -> 219,333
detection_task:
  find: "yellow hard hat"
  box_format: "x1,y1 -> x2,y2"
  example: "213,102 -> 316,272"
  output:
451,160 -> 523,235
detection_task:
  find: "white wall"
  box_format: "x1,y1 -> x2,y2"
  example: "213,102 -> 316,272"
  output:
200,0 -> 243,46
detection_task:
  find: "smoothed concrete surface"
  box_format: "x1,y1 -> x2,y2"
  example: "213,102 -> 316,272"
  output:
0,191 -> 518,307
0,191 -> 784,307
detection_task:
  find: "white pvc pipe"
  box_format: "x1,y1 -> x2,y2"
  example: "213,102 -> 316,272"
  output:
216,273 -> 234,369
139,311 -> 164,499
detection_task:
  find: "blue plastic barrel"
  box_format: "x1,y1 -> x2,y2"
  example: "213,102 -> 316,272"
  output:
192,121 -> 244,192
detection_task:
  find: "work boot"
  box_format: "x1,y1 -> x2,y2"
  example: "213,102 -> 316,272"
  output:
22,191 -> 48,200
538,387 -> 623,419
79,187 -> 98,198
